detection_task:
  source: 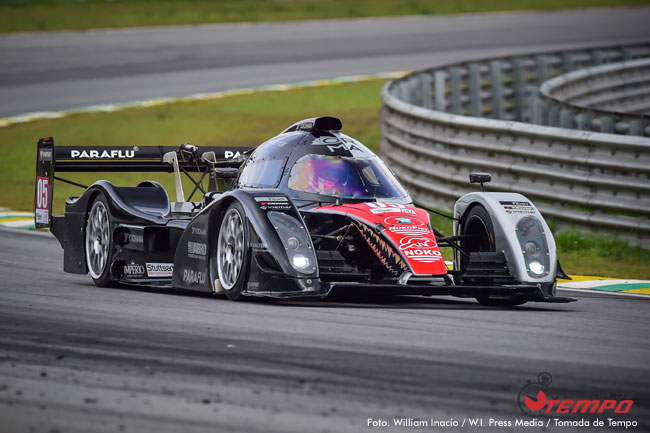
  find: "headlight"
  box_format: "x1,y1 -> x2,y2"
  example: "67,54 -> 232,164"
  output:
524,241 -> 540,257
287,236 -> 300,250
529,260 -> 545,276
267,211 -> 317,274
292,254 -> 309,269
516,216 -> 549,279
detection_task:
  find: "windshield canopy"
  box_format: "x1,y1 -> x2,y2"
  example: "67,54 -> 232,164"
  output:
287,154 -> 407,199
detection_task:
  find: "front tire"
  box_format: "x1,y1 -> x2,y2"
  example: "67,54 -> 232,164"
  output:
216,202 -> 250,301
461,205 -> 527,307
85,194 -> 115,287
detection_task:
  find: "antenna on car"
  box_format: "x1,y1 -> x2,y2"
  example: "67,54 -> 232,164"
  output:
469,172 -> 491,192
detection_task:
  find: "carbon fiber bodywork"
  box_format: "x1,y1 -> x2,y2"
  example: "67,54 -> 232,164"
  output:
37,117 -> 575,304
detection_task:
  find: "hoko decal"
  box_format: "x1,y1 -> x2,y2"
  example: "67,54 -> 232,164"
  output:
398,236 -> 442,263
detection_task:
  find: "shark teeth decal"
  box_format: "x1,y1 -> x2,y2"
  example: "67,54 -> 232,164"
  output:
353,221 -> 407,276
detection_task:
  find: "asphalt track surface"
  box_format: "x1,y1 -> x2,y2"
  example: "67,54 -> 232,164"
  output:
1,8 -> 650,433
1,227 -> 649,433
1,7 -> 650,117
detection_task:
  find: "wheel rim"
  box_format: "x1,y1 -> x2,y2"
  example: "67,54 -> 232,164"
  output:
85,201 -> 110,279
217,209 -> 245,290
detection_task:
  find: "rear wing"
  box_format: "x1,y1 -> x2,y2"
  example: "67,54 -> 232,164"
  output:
35,137 -> 251,228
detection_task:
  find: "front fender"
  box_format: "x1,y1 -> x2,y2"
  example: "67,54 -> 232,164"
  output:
454,192 -> 557,284
175,189 -> 318,293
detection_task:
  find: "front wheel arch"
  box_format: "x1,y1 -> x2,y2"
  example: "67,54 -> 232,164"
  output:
460,204 -> 528,307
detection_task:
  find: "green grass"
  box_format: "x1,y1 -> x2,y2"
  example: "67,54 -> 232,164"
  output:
1,0 -> 648,33
1,78 -> 648,279
1,79 -> 387,214
554,230 -> 650,279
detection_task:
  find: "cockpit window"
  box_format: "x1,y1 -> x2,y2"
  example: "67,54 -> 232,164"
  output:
287,154 -> 407,199
239,157 -> 286,188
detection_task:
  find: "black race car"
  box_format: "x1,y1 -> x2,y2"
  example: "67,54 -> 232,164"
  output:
35,116 -> 574,305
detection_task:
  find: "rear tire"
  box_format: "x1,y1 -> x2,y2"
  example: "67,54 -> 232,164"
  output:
216,202 -> 250,301
461,205 -> 527,307
85,194 -> 116,287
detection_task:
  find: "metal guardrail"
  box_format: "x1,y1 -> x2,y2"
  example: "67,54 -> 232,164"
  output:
380,43 -> 650,246
536,58 -> 650,136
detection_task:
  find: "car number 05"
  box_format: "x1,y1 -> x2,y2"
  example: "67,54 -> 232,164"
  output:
36,177 -> 49,210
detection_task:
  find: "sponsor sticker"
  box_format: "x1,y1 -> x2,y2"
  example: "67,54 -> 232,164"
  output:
146,262 -> 173,278
70,148 -> 136,159
251,242 -> 269,251
365,202 -> 415,215
39,149 -> 53,161
398,236 -> 442,263
187,241 -> 207,260
127,234 -> 143,244
191,226 -> 206,236
311,136 -> 363,153
384,216 -> 429,235
500,201 -> 535,215
182,269 -> 206,285
35,209 -> 48,224
255,196 -> 292,211
254,196 -> 289,202
120,231 -> 144,250
123,261 -> 145,278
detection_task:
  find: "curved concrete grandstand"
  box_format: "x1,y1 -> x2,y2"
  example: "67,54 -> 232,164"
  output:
380,43 -> 650,245
538,58 -> 650,136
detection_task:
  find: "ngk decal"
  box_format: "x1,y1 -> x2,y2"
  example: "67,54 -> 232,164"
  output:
70,149 -> 135,159
384,216 -> 429,235
398,236 -> 442,263
35,177 -> 50,224
365,202 -> 415,215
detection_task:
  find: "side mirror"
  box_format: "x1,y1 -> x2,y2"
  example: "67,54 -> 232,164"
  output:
469,172 -> 491,192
